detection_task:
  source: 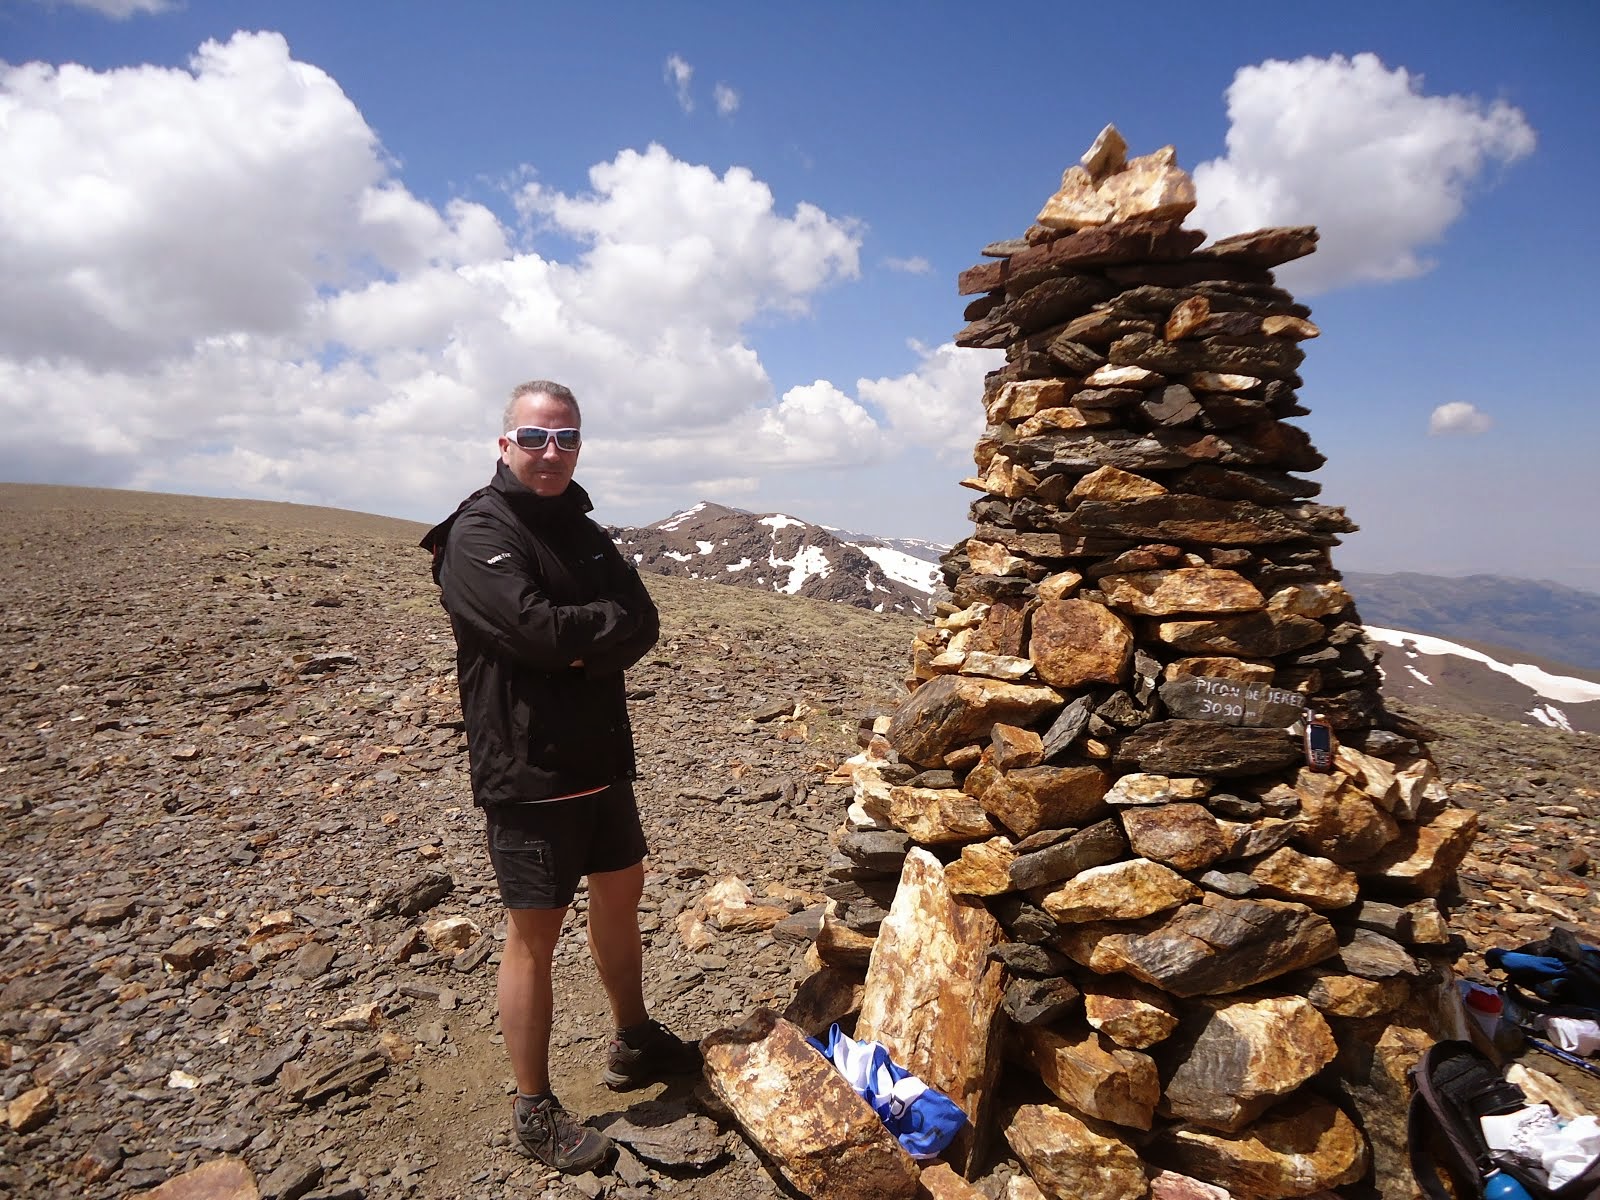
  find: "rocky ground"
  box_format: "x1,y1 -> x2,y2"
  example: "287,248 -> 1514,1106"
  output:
1,484 -> 1596,1199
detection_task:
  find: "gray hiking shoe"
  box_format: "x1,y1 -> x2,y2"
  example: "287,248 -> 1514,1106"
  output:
602,1018 -> 703,1090
512,1094 -> 611,1173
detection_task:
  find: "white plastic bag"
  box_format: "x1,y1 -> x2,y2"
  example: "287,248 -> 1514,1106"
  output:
1543,1114 -> 1600,1189
1545,1016 -> 1600,1056
1480,1104 -> 1561,1176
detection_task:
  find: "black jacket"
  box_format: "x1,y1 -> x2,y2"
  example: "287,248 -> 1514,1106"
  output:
420,463 -> 659,806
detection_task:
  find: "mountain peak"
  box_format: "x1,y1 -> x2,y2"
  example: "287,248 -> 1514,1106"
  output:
649,501 -> 747,531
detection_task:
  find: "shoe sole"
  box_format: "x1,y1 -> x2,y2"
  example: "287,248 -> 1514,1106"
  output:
602,1061 -> 703,1090
513,1136 -> 611,1173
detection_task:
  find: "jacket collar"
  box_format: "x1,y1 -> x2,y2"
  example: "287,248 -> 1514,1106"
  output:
489,460 -> 594,517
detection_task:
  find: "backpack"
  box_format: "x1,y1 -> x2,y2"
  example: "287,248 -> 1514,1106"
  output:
419,485 -> 492,588
1408,1040 -> 1600,1200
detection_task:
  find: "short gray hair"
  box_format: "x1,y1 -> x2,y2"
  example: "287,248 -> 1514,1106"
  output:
504,380 -> 581,431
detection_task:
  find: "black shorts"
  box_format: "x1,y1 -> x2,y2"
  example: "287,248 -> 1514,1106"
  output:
483,782 -> 649,910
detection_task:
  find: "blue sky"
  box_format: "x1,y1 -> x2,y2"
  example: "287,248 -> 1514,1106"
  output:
2,0 -> 1597,590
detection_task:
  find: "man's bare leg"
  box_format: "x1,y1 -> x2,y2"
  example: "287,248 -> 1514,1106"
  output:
500,906 -> 568,1095
589,861 -> 700,1089
586,862 -> 647,1029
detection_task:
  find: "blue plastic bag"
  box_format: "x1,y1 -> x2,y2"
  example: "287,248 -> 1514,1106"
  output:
805,1024 -> 968,1160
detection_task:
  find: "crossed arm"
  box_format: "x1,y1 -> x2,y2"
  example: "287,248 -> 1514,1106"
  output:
439,510 -> 658,676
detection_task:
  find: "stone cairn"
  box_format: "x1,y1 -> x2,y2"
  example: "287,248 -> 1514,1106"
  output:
702,128 -> 1482,1200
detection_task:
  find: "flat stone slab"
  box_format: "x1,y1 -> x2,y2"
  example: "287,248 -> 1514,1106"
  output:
857,848 -> 1005,1174
596,1099 -> 727,1168
701,1009 -> 919,1200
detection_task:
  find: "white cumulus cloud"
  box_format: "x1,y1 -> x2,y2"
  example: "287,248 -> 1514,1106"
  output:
511,146 -> 861,440
714,83 -> 740,117
1429,401 -> 1493,436
754,381 -> 886,466
36,0 -> 174,15
0,33 -> 895,527
1192,52 -> 1535,293
883,255 -> 932,275
664,54 -> 693,112
0,33 -> 502,369
859,341 -> 1001,457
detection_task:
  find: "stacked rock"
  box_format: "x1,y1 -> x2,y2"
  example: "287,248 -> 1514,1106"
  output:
818,128 -> 1480,1200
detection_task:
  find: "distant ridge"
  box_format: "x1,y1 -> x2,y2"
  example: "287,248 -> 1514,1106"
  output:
1343,571 -> 1600,671
0,482 -> 426,539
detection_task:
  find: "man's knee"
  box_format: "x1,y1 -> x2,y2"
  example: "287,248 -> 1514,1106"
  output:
587,863 -> 645,914
505,906 -> 567,959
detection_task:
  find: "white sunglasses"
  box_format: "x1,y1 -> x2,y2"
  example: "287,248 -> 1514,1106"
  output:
504,426 -> 581,452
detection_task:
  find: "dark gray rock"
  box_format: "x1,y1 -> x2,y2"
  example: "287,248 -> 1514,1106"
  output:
1009,818 -> 1126,891
1116,721 -> 1304,777
1003,977 -> 1082,1027
366,870 -> 453,919
597,1100 -> 727,1169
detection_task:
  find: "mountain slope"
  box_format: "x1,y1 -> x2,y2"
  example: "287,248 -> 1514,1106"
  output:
1344,571 -> 1600,671
1367,625 -> 1600,735
612,502 -> 936,615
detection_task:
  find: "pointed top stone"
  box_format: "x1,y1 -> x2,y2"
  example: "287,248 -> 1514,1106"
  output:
1080,124 -> 1129,184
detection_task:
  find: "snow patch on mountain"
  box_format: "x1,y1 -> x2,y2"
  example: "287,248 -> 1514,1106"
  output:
822,525 -> 948,564
858,545 -> 942,594
656,503 -> 706,532
1530,704 -> 1573,733
773,544 -> 832,595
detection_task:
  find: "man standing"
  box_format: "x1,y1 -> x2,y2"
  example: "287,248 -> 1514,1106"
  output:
422,380 -> 699,1173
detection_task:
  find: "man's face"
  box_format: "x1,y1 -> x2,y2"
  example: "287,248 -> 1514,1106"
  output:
500,392 -> 581,498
